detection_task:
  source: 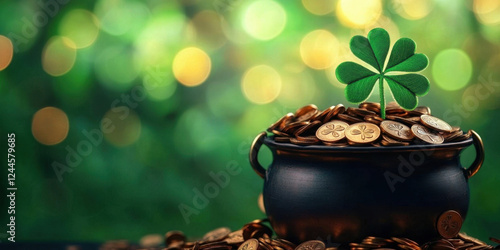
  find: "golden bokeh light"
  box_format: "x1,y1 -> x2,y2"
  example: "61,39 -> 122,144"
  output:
337,0 -> 382,28
59,9 -> 100,49
173,47 -> 211,87
42,36 -> 77,77
241,65 -> 282,104
0,35 -> 14,71
278,71 -> 316,107
243,0 -> 287,40
300,29 -> 339,69
32,107 -> 70,146
302,0 -> 336,15
393,0 -> 434,20
473,0 -> 500,25
102,108 -> 141,147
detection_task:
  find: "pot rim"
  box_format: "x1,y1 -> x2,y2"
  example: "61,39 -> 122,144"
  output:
264,136 -> 473,153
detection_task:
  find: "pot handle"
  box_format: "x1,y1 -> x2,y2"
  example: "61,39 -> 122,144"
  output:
464,130 -> 484,179
249,132 -> 267,179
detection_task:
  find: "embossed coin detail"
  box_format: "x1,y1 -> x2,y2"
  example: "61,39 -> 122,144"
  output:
345,122 -> 381,144
421,115 -> 453,132
296,240 -> 326,250
380,120 -> 414,141
411,124 -> 444,144
238,239 -> 259,250
437,210 -> 463,239
316,120 -> 349,142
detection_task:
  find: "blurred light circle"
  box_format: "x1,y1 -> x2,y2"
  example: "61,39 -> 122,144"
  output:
0,35 -> 14,71
473,0 -> 500,25
142,69 -> 177,101
59,9 -> 100,49
364,16 -> 400,40
173,47 -> 211,87
94,0 -> 151,36
300,30 -> 339,69
278,71 -> 316,107
42,36 -> 77,77
337,0 -> 382,28
32,107 -> 69,146
243,0 -> 287,40
241,65 -> 282,104
102,108 -> 141,147
392,0 -> 434,20
95,45 -> 139,91
191,10 -> 226,49
302,0 -> 336,15
134,14 -> 185,67
432,49 -> 473,91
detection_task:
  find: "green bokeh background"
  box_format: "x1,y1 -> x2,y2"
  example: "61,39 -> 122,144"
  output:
1,0 -> 499,243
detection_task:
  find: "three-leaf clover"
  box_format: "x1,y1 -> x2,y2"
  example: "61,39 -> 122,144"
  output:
335,28 -> 430,119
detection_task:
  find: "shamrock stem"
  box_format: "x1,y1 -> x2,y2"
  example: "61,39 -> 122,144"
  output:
379,76 -> 386,119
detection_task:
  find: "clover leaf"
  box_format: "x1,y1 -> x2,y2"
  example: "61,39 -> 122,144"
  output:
335,28 -> 430,119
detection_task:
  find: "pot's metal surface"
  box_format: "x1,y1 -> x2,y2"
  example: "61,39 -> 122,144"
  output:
249,130 -> 484,244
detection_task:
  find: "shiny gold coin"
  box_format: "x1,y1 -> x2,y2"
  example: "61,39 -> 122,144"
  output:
295,104 -> 318,122
338,113 -> 363,123
324,104 -> 346,122
420,115 -> 453,132
202,227 -> 231,243
345,122 -> 381,144
296,240 -> 326,250
268,113 -> 293,132
411,124 -> 444,144
380,121 -> 414,141
295,120 -> 322,136
315,120 -> 349,142
364,115 -> 383,125
314,106 -> 335,122
437,210 -> 463,239
238,239 -> 259,250
225,230 -> 244,245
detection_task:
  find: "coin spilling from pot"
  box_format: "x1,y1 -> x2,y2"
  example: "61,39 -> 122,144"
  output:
99,219 -> 499,250
268,102 -> 471,147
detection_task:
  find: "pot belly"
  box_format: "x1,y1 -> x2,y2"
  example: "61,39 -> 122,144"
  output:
263,155 -> 469,243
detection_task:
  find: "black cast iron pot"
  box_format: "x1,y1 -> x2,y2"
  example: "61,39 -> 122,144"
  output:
249,130 -> 484,244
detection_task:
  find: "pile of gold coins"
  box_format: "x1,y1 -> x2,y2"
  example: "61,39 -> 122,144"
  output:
99,219 -> 499,250
267,102 -> 471,147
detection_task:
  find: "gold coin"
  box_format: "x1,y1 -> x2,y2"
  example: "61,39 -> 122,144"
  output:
420,115 -> 453,132
324,104 -> 345,122
437,210 -> 463,239
411,124 -> 444,144
268,113 -> 293,132
295,104 -> 318,122
338,113 -> 363,123
296,240 -> 325,250
380,120 -> 414,141
202,227 -> 231,243
238,239 -> 259,250
345,122 -> 381,144
315,120 -> 349,142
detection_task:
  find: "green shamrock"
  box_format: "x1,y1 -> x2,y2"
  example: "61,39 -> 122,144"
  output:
335,28 -> 430,119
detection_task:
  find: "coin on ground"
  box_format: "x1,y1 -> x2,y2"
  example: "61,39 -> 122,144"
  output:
421,115 -> 453,132
296,240 -> 326,250
238,239 -> 260,250
202,227 -> 231,242
316,120 -> 349,142
411,124 -> 444,144
380,121 -> 414,141
345,122 -> 381,144
437,210 -> 463,238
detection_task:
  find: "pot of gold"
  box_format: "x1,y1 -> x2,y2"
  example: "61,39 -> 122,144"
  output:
248,28 -> 485,244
